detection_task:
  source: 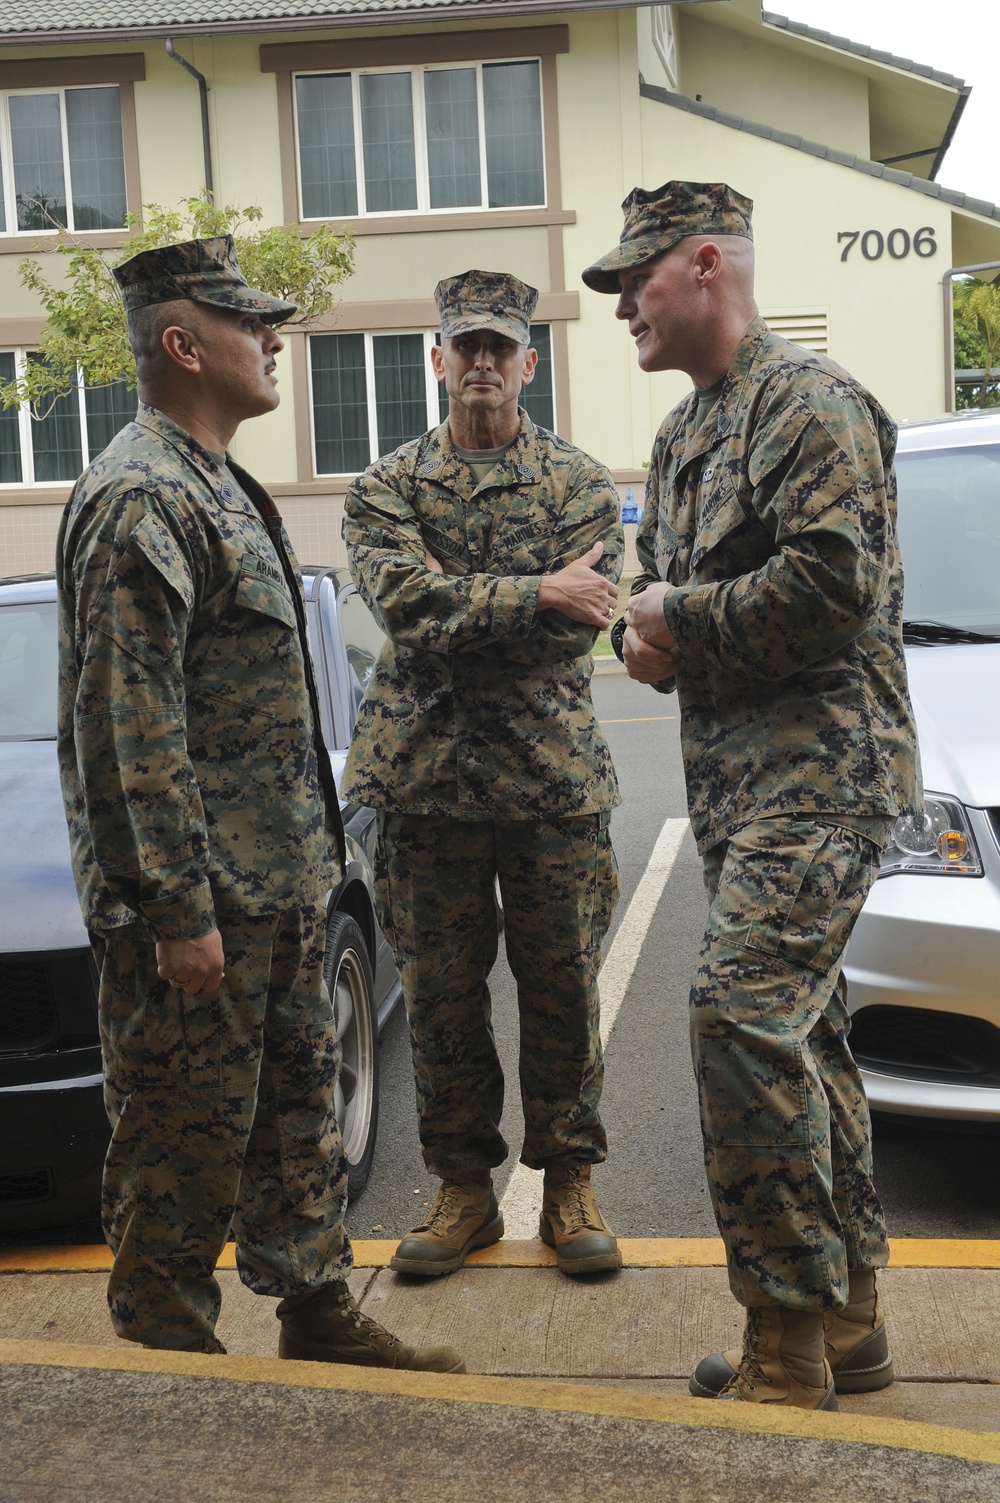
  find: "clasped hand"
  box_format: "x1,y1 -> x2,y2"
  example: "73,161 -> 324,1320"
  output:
623,584 -> 685,683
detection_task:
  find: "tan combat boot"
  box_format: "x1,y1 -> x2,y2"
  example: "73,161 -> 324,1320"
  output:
711,1305 -> 837,1410
689,1267 -> 893,1398
539,1164 -> 621,1276
277,1281 -> 466,1371
390,1173 -> 503,1276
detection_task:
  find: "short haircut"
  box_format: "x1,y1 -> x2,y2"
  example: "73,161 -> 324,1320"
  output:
127,300 -> 192,384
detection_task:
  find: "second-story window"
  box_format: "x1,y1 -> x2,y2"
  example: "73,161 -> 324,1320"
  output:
0,85 -> 127,233
295,60 -> 545,219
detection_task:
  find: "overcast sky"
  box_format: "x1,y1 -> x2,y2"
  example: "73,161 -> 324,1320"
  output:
774,0 -> 1000,206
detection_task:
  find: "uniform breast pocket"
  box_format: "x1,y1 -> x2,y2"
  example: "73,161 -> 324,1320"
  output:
690,480 -> 757,581
196,553 -> 302,718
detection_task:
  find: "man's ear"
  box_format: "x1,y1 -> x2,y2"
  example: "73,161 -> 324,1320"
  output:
161,323 -> 203,374
693,241 -> 725,286
520,346 -> 539,387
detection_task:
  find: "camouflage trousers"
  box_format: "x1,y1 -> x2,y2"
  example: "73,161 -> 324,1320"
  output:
92,901 -> 352,1353
376,812 -> 619,1176
692,817 -> 892,1312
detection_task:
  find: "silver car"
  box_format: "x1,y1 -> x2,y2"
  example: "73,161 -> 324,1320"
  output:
844,409 -> 1000,1124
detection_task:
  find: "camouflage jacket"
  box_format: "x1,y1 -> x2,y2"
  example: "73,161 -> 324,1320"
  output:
342,412 -> 622,818
57,404 -> 344,940
634,317 -> 921,853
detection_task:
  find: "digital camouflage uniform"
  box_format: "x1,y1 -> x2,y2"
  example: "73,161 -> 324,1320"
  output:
343,409 -> 623,1175
57,402 -> 350,1351
630,317 -> 921,1310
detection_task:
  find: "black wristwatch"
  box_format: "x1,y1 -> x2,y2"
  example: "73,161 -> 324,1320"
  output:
609,616 -> 627,663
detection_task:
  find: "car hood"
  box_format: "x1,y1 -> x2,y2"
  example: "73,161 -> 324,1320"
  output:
0,740 -> 88,953
906,642 -> 1000,807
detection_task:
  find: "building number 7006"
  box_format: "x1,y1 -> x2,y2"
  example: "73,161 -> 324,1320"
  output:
837,228 -> 937,261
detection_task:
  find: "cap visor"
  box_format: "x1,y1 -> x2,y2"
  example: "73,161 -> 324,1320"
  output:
192,287 -> 298,325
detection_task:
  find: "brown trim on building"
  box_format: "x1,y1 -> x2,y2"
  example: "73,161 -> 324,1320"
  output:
119,80 -> 142,215
275,70 -> 300,227
289,331 -> 314,485
260,24 -> 568,74
0,487 -> 71,508
316,291 -> 579,334
324,207 -> 576,237
0,230 -> 132,255
0,319 -> 47,345
550,316 -> 572,444
0,54 -> 146,87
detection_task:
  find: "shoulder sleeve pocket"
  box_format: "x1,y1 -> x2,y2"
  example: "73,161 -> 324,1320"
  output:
88,512 -> 194,668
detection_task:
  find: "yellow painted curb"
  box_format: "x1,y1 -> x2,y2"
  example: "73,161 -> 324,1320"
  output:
4,1237 -> 1000,1274
2,1338 -> 999,1468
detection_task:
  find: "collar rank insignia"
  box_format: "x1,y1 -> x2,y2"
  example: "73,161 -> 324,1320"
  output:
419,461 -> 438,475
515,463 -> 536,481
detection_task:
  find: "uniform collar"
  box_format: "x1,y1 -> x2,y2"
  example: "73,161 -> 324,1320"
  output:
135,402 -> 244,507
416,409 -> 544,492
672,316 -> 770,472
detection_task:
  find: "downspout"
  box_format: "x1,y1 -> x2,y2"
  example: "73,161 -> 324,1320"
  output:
165,38 -> 214,198
942,260 -> 1000,413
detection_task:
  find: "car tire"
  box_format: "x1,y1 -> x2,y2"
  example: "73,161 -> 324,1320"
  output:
323,910 -> 380,1200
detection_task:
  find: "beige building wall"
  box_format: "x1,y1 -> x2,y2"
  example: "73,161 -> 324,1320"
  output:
3,9 -> 1000,576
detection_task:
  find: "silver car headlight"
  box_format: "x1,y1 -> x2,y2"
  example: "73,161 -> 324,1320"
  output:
879,793 -> 983,877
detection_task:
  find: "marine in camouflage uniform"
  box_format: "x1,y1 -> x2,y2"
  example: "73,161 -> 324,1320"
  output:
57,236 -> 464,1372
342,269 -> 624,1276
584,183 -> 921,1407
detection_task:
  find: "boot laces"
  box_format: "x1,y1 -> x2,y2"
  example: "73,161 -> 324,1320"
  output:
729,1307 -> 771,1393
425,1182 -> 464,1232
560,1172 -> 592,1232
332,1282 -> 398,1349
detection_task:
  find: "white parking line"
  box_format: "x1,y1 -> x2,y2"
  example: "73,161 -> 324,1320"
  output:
498,816 -> 691,1236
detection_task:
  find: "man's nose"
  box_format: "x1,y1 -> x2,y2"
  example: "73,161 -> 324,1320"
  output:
474,344 -> 496,367
263,321 -> 284,352
614,290 -> 633,321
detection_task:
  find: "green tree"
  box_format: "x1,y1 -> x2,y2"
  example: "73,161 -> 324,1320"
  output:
0,192 -> 354,415
953,276 -> 1000,410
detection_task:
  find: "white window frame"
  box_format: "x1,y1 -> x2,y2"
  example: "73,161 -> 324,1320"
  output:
294,58 -> 547,221
309,326 -> 556,477
0,350 -> 131,487
0,83 -> 127,236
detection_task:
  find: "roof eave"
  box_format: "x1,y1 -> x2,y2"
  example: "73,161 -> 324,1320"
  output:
0,0 -> 660,48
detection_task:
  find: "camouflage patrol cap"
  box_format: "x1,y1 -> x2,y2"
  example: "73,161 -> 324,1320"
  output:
113,234 -> 297,324
435,269 -> 538,345
582,181 -> 753,294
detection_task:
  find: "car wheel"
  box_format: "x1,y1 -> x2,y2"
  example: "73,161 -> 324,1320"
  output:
323,911 -> 379,1200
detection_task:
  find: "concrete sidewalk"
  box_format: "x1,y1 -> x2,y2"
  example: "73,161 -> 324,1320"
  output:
2,1238 -> 999,1501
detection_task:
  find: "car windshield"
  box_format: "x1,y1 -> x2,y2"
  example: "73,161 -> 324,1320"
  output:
896,444 -> 1000,637
0,599 -> 58,741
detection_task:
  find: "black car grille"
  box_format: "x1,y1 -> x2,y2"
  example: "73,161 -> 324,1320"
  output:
987,809 -> 1000,853
0,1168 -> 53,1207
0,949 -> 99,1055
852,1005 -> 1000,1086
1,958 -> 58,1049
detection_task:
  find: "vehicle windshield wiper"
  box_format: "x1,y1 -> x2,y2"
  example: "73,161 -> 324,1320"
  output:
902,619 -> 1000,646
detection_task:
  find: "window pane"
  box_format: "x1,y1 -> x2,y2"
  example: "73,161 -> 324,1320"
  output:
65,86 -> 126,231
29,357 -> 82,482
373,334 -> 427,456
522,323 -> 554,431
360,73 -> 417,213
9,93 -> 67,231
84,379 -> 136,458
296,74 -> 358,219
0,154 -> 6,232
0,603 -> 58,741
483,62 -> 544,208
311,334 -> 369,473
0,353 -> 22,483
425,69 -> 481,209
